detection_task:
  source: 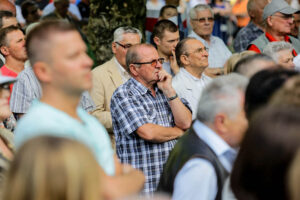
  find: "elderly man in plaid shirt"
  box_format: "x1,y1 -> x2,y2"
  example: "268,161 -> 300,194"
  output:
110,43 -> 192,194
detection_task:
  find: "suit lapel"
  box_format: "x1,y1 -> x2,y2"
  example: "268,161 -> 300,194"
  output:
107,58 -> 124,88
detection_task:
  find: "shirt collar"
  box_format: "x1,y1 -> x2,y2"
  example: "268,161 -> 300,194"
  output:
129,78 -> 158,96
193,120 -> 236,157
180,68 -> 209,82
265,32 -> 291,42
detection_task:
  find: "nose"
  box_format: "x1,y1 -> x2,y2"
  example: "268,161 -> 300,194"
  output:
84,53 -> 93,69
156,60 -> 162,69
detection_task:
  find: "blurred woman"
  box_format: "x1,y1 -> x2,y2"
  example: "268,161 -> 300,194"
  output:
2,136 -> 103,200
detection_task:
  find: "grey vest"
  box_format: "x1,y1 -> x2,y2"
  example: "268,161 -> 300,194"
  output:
249,34 -> 300,54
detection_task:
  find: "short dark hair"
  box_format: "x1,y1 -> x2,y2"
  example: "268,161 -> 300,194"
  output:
159,5 -> 177,18
21,0 -> 38,19
26,20 -> 77,65
0,25 -> 21,47
175,37 -> 195,67
152,19 -> 178,39
0,10 -> 13,28
244,68 -> 298,119
231,105 -> 300,200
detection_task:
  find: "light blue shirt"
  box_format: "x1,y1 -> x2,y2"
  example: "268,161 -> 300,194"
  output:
189,31 -> 232,69
172,120 -> 237,200
14,101 -> 115,176
172,68 -> 211,119
42,3 -> 82,20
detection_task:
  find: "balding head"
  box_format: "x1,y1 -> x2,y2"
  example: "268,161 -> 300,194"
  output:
247,0 -> 269,26
0,0 -> 16,16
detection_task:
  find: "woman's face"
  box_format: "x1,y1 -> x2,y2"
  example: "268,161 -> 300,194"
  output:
0,84 -> 12,122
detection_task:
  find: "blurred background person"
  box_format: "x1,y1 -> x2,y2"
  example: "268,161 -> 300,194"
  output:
231,105 -> 300,200
263,41 -> 295,70
224,50 -> 256,74
2,136 -> 103,200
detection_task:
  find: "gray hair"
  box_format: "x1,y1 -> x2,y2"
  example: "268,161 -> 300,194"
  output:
197,73 -> 248,123
113,26 -> 142,43
263,41 -> 293,63
189,4 -> 214,19
175,37 -> 196,67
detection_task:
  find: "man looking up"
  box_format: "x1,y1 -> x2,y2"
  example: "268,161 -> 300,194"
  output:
189,4 -> 231,77
90,26 -> 141,135
110,44 -> 192,194
173,37 -> 212,119
0,26 -> 27,93
152,19 -> 180,76
14,21 -> 145,200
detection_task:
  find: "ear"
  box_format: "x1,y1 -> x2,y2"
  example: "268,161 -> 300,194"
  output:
180,54 -> 189,66
214,113 -> 227,135
267,16 -> 273,27
153,36 -> 161,46
129,64 -> 139,76
112,42 -> 117,54
0,46 -> 9,56
33,62 -> 52,83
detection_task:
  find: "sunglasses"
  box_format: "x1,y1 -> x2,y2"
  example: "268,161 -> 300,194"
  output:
133,58 -> 165,67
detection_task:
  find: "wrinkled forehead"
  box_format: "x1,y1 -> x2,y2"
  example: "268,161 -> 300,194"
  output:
196,9 -> 213,17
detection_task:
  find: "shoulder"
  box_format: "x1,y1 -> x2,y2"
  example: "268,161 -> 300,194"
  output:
93,58 -> 115,73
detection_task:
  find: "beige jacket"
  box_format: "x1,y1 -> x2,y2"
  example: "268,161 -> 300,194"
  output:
90,58 -> 124,133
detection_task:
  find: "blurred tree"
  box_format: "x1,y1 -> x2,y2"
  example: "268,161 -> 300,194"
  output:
87,0 -> 146,66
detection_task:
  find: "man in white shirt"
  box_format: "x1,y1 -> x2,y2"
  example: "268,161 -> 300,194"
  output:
90,26 -> 142,134
158,73 -> 249,200
189,4 -> 231,76
172,37 -> 211,119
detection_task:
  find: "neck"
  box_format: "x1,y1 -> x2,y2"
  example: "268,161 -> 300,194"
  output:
134,77 -> 156,97
184,65 -> 205,79
5,58 -> 24,74
266,27 -> 286,41
157,49 -> 170,62
251,20 -> 265,31
40,86 -> 81,121
201,34 -> 211,43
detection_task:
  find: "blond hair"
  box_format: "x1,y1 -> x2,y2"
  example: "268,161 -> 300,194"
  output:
224,51 -> 256,74
2,136 -> 102,200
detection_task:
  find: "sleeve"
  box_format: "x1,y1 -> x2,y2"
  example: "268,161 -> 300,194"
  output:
110,91 -> 156,136
10,74 -> 32,114
90,70 -> 113,131
172,158 -> 218,200
79,91 -> 95,112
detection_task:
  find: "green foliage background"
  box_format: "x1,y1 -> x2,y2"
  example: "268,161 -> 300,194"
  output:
87,0 -> 147,66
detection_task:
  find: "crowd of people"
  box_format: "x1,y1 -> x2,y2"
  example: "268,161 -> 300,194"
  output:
0,0 -> 300,199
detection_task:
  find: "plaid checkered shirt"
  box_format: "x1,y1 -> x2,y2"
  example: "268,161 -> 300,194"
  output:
233,21 -> 264,52
111,78 -> 190,194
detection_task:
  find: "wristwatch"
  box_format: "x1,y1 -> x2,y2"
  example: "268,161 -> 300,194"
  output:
167,93 -> 178,101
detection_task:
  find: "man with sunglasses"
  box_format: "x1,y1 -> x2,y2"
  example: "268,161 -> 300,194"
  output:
248,0 -> 300,55
90,26 -> 141,137
189,4 -> 231,77
110,43 -> 192,194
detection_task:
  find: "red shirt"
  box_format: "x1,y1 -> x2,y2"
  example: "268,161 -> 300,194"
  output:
0,65 -> 18,100
248,32 -> 298,56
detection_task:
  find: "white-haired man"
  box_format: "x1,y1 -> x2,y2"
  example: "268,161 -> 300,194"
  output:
158,73 -> 249,200
90,26 -> 142,134
188,4 -> 231,76
263,41 -> 295,69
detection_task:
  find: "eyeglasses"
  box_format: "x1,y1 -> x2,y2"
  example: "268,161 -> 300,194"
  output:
133,58 -> 164,67
185,47 -> 209,55
192,17 -> 214,23
272,14 -> 294,20
115,41 -> 133,49
0,83 -> 10,91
